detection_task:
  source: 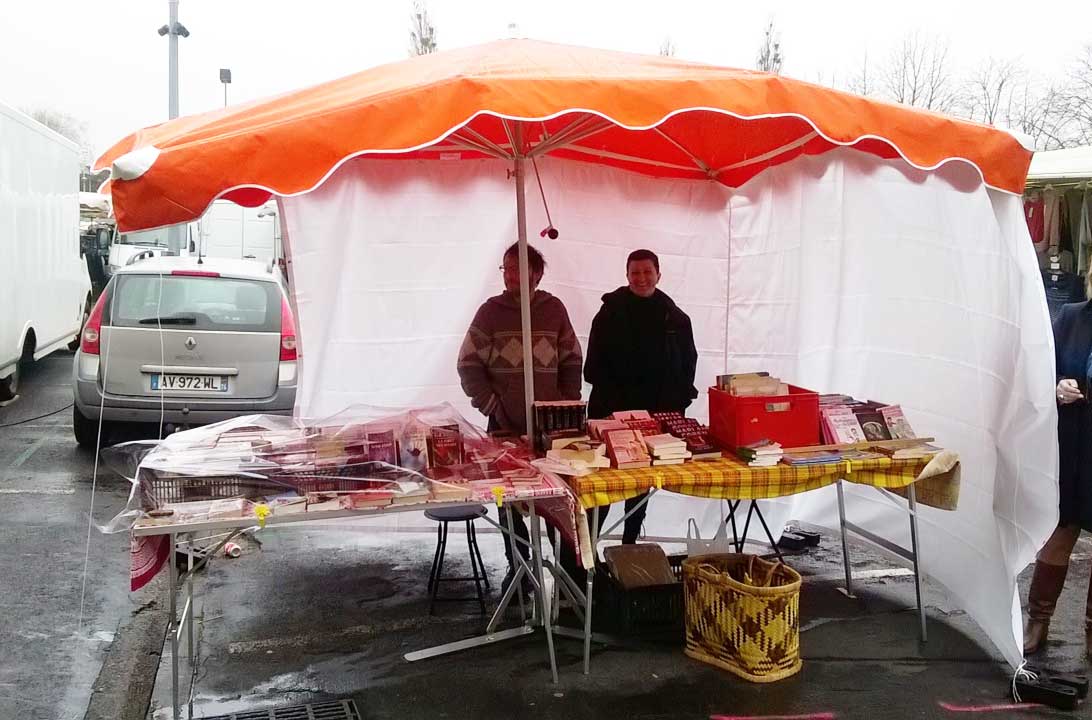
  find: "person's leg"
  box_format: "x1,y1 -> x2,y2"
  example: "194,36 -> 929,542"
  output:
622,492 -> 649,545
1025,524 -> 1081,654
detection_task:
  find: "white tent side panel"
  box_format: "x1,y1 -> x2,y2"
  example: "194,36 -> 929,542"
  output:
280,148 -> 1057,667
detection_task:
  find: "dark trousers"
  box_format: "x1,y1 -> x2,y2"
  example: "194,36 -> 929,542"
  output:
597,492 -> 649,545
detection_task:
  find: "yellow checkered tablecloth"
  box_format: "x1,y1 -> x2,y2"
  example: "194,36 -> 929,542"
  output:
569,453 -> 960,511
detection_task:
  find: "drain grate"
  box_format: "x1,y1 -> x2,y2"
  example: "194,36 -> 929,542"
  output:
201,699 -> 361,720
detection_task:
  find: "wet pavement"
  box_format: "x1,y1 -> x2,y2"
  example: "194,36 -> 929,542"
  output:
146,522 -> 1092,720
6,351 -> 1092,720
0,352 -> 136,720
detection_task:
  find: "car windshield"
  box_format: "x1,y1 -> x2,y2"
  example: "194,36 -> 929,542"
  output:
106,274 -> 281,333
116,229 -> 170,247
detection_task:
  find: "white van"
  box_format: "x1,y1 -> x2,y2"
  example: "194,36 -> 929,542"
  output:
0,102 -> 90,400
107,201 -> 281,272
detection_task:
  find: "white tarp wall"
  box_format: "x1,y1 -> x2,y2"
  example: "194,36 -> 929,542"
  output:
281,148 -> 1057,666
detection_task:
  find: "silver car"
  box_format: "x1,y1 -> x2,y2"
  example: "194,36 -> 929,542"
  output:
72,256 -> 297,448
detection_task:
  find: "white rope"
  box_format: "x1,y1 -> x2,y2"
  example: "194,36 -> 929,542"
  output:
1011,659 -> 1037,703
77,281 -> 118,634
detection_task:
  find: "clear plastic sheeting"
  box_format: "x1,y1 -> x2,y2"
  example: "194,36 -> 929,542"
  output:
103,403 -> 592,571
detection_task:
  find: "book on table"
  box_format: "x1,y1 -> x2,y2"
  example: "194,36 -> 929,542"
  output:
822,408 -> 866,444
587,418 -> 629,440
427,424 -> 463,467
644,433 -> 688,456
782,450 -> 842,466
879,405 -> 917,439
852,410 -> 892,441
873,443 -> 942,460
603,428 -> 652,469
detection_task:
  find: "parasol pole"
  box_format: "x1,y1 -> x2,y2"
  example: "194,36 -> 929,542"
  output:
512,123 -> 536,443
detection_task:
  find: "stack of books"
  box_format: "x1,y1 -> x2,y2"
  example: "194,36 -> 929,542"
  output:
781,449 -> 843,466
613,410 -> 662,437
717,372 -> 789,397
603,428 -> 653,469
587,418 -> 629,441
819,396 -> 918,445
545,435 -> 611,473
652,411 -> 722,460
736,439 -> 783,467
643,433 -> 693,466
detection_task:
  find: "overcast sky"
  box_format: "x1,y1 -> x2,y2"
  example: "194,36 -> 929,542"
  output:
1,0 -> 1088,158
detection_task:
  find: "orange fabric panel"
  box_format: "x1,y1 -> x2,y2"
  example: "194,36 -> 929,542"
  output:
95,40 -> 1032,231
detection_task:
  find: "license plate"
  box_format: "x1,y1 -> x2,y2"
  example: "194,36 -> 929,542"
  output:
151,374 -> 228,392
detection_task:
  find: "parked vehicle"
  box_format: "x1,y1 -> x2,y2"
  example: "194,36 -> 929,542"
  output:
106,201 -> 281,273
0,101 -> 90,401
72,256 -> 298,448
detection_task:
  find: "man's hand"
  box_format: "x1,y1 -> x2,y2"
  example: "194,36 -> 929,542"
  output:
1057,378 -> 1084,404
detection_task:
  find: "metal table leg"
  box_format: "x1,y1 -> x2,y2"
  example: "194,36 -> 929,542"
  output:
836,480 -> 855,598
527,501 -> 559,684
168,532 -> 179,720
907,483 -> 927,642
583,505 -> 599,675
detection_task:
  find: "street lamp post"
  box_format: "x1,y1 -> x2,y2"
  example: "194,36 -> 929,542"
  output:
220,68 -> 232,108
158,0 -> 190,254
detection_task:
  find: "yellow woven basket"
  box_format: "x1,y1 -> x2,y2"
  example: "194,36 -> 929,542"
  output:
682,553 -> 802,683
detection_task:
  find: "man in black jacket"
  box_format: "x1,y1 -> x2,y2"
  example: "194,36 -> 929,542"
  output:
584,248 -> 698,543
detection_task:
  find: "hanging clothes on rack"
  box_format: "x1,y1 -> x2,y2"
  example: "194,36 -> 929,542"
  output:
1025,190 -> 1045,248
1077,186 -> 1091,277
1042,270 -> 1085,323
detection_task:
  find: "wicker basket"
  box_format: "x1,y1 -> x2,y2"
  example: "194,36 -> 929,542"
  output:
682,553 -> 802,683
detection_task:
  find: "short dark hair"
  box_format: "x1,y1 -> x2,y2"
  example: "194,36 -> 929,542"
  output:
627,249 -> 659,272
503,242 -> 546,275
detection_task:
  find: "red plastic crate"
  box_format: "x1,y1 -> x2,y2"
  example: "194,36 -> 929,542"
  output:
708,384 -> 820,450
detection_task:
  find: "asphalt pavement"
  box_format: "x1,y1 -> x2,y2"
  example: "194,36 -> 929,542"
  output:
5,352 -> 1092,720
0,352 -> 153,720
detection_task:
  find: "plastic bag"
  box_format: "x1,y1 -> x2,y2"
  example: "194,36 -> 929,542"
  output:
686,516 -> 733,557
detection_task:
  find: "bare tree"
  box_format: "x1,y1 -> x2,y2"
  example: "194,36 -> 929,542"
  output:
1006,81 -> 1075,150
25,107 -> 93,166
756,20 -> 783,75
847,52 -> 876,96
962,58 -> 1023,124
26,107 -> 86,146
409,1 -> 437,57
1064,45 -> 1092,145
879,32 -> 958,112
659,37 -> 676,58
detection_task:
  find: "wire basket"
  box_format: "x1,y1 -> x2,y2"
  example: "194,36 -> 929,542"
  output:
682,553 -> 802,683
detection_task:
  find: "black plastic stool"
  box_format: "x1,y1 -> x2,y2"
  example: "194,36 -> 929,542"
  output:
425,505 -> 490,614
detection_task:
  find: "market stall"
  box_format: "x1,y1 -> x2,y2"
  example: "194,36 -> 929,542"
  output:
96,38 -> 1054,680
106,404 -> 596,717
1025,146 -> 1092,319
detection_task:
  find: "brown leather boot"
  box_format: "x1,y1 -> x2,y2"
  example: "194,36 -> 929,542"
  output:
1024,560 -> 1069,655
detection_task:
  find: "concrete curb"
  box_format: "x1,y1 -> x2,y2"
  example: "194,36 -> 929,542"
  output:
83,573 -> 170,720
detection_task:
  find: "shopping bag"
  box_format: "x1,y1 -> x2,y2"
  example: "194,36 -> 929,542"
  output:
686,516 -> 732,557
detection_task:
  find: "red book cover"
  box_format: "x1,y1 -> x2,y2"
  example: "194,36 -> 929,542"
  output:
428,425 -> 463,467
366,429 -> 399,465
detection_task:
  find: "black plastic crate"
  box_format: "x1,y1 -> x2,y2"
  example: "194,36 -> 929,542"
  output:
592,553 -> 687,635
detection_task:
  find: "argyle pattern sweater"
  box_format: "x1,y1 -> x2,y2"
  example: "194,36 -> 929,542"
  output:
457,290 -> 583,433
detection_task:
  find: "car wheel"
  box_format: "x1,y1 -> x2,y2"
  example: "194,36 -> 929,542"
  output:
73,405 -> 107,449
0,362 -> 20,402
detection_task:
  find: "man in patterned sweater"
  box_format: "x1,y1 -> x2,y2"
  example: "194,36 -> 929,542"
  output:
458,242 -> 583,591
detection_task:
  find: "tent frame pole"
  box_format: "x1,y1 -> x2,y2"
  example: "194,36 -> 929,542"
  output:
512,123 -> 536,441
